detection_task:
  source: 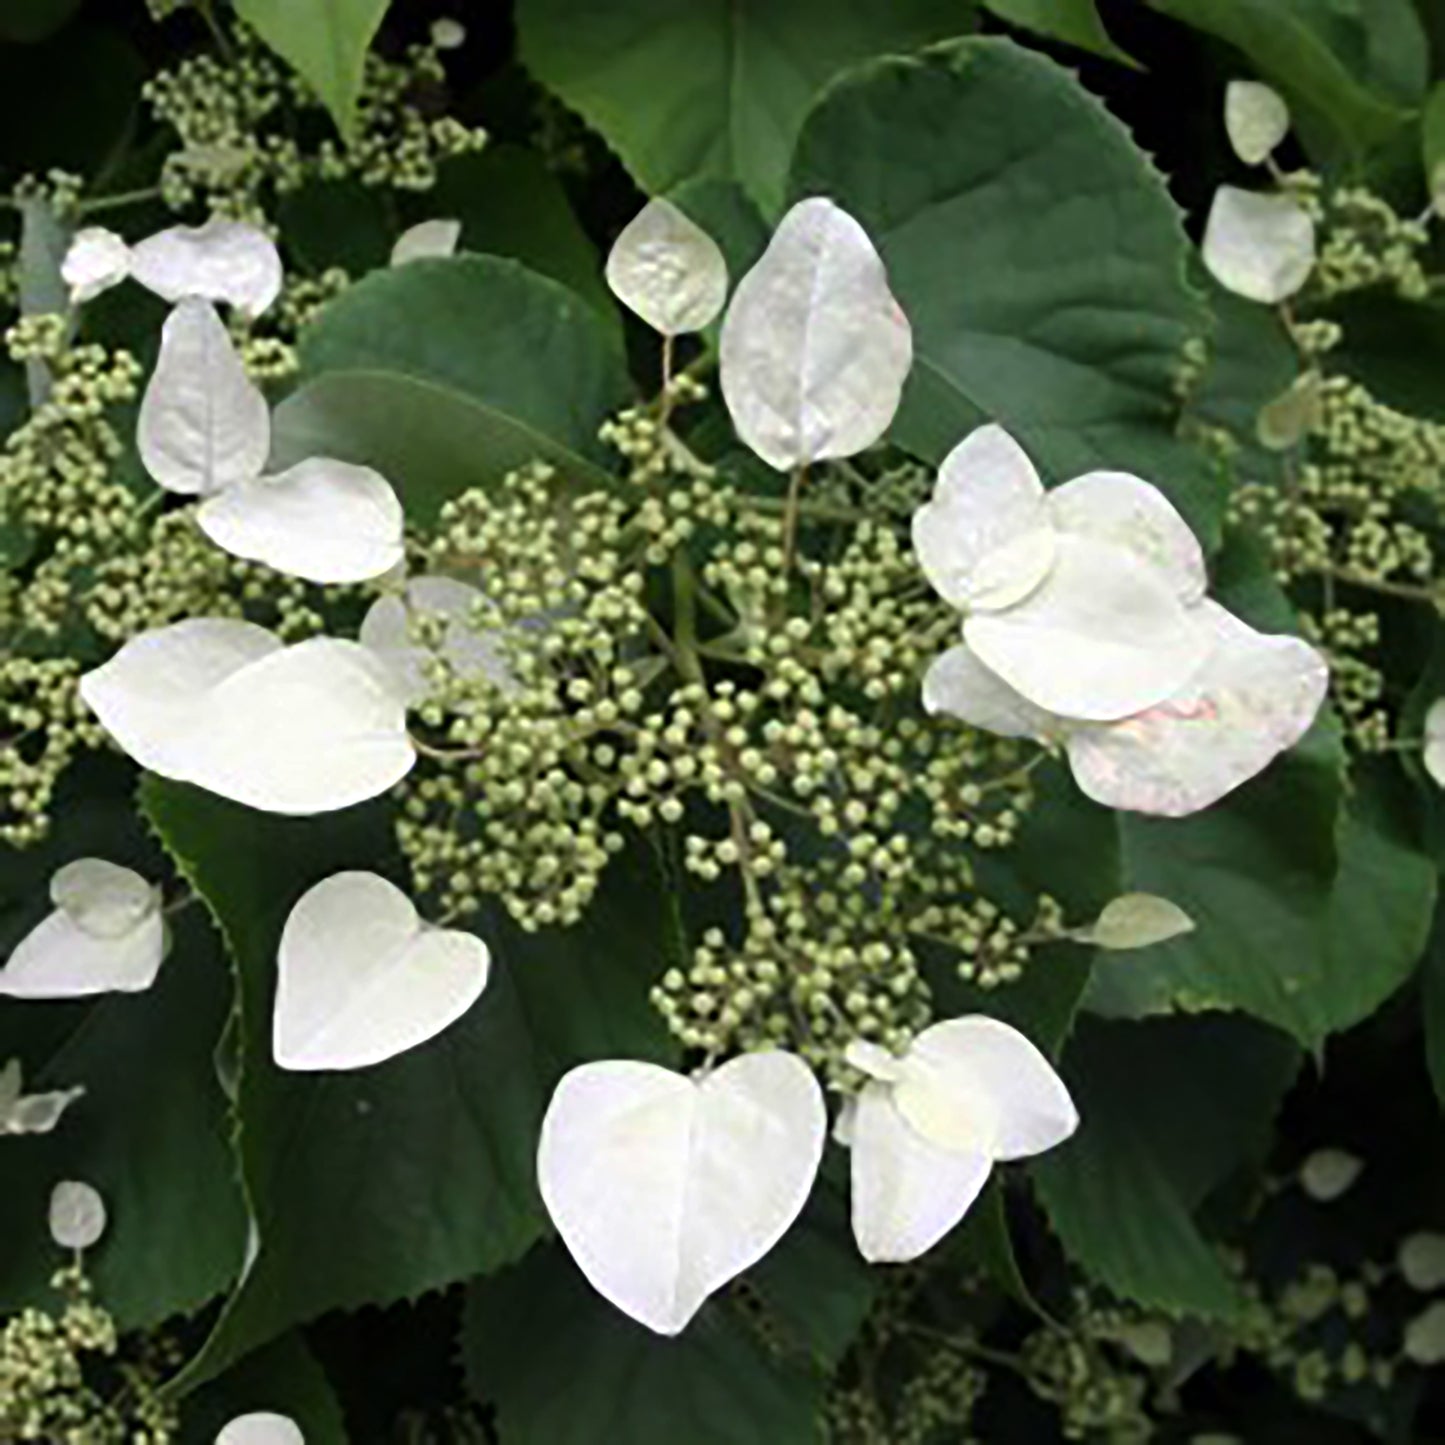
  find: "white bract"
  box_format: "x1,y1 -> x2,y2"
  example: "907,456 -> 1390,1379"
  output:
216,1414 -> 305,1445
606,198 -> 728,336
1224,81 -> 1290,166
0,859 -> 165,998
720,197 -> 912,471
360,575 -> 517,704
196,459 -> 405,584
537,1050 -> 825,1335
139,298 -> 270,496
391,218 -> 462,266
913,425 -> 1211,722
0,1059 -> 84,1137
80,619 -> 416,815
431,17 -> 466,49
1070,894 -> 1195,950
61,226 -> 132,303
1300,1148 -> 1363,1202
1423,698 -> 1445,788
1202,186 -> 1316,304
49,1180 -> 107,1251
924,603 -> 1327,817
1256,372 -> 1322,452
130,217 -> 283,317
1399,1232 -> 1445,1291
273,871 -> 490,1071
841,1017 -> 1077,1264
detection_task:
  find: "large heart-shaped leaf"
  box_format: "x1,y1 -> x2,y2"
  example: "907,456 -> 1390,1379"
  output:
233,0 -> 390,141
515,0 -> 969,214
462,1244 -> 824,1444
789,38 -> 1222,539
274,257 -> 631,523
1032,1013 -> 1300,1318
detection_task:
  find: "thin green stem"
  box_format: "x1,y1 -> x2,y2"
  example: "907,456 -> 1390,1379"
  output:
76,186 -> 164,219
780,463 -> 809,577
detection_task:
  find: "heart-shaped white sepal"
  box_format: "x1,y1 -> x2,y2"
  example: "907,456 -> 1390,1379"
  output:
537,1050 -> 826,1335
273,871 -> 490,1072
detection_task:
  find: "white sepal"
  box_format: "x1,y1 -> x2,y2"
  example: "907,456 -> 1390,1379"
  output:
1066,602 -> 1327,816
1045,470 -> 1207,604
606,198 -> 729,336
49,1180 -> 107,1251
1202,186 -> 1315,304
1069,894 -> 1195,950
720,197 -> 912,470
1300,1148 -> 1362,1202
391,218 -> 463,266
80,622 -> 416,815
921,644 -> 1056,742
849,1082 -> 993,1264
911,425 -> 1048,611
963,534 -> 1210,722
196,458 -> 405,584
1423,698 -> 1445,788
215,1414 -> 305,1445
131,218 -> 283,317
138,298 -> 270,495
51,858 -> 157,939
61,227 -> 132,303
1224,80 -> 1290,166
273,871 -> 490,1071
845,1017 -> 1076,1265
537,1050 -> 825,1334
0,861 -> 165,999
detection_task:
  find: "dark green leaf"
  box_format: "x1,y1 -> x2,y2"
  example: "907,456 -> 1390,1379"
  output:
462,1244 -> 824,1444
982,0 -> 1138,65
180,1333 -> 345,1445
747,1171 -> 876,1367
140,780 -> 675,1390
790,38 -> 1223,540
233,0 -> 390,141
278,255 -> 631,521
516,0 -> 972,214
1146,0 -> 1424,159
0,767 -> 244,1330
430,145 -> 620,336
1424,81 -> 1445,197
0,0 -> 81,44
1033,1013 -> 1300,1317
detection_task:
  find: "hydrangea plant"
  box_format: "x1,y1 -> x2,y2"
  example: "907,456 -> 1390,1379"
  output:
2,2 -> 1445,1441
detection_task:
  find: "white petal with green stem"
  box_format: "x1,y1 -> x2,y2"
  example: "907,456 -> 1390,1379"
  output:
1202,186 -> 1315,304
215,1414 -> 305,1445
1066,601 -> 1327,815
391,218 -> 462,266
606,197 -> 728,336
138,298 -> 270,495
196,458 -> 405,584
61,226 -> 131,303
273,871 -> 490,1071
1225,80 -> 1290,166
719,197 -> 912,471
537,1050 -> 825,1335
963,534 -> 1210,722
130,217 -> 283,317
49,1180 -> 106,1251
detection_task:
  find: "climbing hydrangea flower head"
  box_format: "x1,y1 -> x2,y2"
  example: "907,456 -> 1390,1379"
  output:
915,426 -> 1328,814
840,1017 -> 1077,1263
912,425 -> 1211,721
